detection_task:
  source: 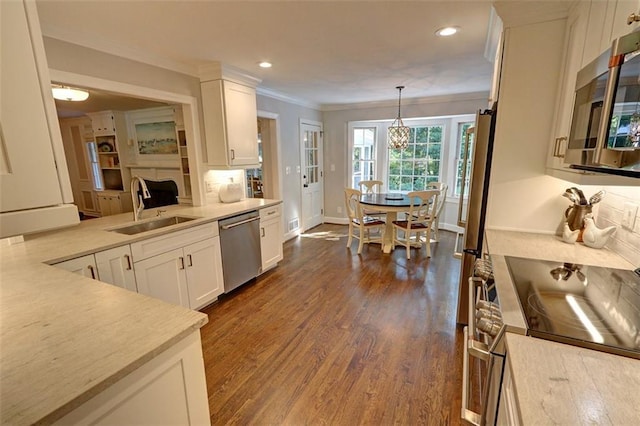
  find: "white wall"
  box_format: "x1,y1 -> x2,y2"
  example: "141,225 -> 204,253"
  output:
321,92 -> 489,226
256,95 -> 322,238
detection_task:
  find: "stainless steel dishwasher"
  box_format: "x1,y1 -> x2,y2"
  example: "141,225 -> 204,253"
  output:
218,210 -> 261,293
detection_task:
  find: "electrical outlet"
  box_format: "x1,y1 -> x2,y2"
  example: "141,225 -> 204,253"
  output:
205,181 -> 214,193
621,202 -> 638,230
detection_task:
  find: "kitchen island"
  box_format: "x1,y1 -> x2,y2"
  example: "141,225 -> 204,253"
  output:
485,229 -> 640,424
0,198 -> 280,425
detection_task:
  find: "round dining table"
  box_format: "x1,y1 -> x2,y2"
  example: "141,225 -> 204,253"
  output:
360,193 -> 416,253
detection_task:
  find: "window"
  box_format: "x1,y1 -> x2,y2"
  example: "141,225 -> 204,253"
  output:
352,127 -> 376,188
454,122 -> 474,197
86,141 -> 103,191
388,125 -> 443,192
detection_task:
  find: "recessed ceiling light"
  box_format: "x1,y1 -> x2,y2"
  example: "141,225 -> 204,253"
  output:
259,61 -> 272,68
436,27 -> 459,37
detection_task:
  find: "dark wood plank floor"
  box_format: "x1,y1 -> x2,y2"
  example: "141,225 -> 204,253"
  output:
200,223 -> 470,425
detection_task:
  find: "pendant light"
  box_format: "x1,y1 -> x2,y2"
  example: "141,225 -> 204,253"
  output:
388,86 -> 410,149
51,85 -> 89,102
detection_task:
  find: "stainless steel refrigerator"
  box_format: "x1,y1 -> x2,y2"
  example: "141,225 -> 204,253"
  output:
456,105 -> 497,325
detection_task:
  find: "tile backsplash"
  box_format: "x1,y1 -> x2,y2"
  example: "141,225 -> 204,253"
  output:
203,169 -> 245,204
594,186 -> 640,267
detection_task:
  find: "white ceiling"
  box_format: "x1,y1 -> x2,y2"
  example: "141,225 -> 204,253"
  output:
37,0 -> 498,111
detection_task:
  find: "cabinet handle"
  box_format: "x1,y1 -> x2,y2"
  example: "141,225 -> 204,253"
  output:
261,227 -> 265,237
179,257 -> 185,270
554,137 -> 567,158
88,265 -> 96,280
628,12 -> 640,25
230,149 -> 235,160
187,254 -> 193,267
267,210 -> 276,215
124,254 -> 132,270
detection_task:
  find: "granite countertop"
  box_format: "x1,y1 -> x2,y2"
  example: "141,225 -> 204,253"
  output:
0,199 -> 281,425
485,229 -> 639,425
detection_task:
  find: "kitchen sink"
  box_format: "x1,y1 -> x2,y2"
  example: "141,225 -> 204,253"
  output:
109,216 -> 196,235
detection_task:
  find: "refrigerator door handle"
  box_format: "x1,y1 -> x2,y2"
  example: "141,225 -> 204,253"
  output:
458,126 -> 474,227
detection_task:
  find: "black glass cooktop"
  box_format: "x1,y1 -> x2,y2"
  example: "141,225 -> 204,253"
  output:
505,256 -> 640,360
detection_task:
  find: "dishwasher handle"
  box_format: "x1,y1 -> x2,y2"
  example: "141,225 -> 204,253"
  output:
220,216 -> 260,230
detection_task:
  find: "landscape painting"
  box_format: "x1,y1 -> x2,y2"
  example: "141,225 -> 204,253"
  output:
135,121 -> 178,155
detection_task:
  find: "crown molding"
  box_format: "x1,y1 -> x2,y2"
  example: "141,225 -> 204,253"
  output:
198,62 -> 262,87
256,87 -> 321,110
493,1 -> 570,28
321,91 -> 490,112
41,25 -> 199,77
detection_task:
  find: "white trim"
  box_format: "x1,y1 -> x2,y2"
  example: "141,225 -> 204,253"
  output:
198,62 -> 262,87
48,69 -> 206,206
257,110 -> 283,202
256,87 -> 321,110
322,91 -> 490,112
323,216 -> 349,225
283,229 -> 300,242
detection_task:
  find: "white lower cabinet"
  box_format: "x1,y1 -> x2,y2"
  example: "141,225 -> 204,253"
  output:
134,248 -> 190,308
132,223 -> 223,310
95,245 -> 137,292
497,356 -> 521,425
54,254 -> 98,279
54,246 -> 137,292
259,205 -> 283,272
53,330 -> 210,425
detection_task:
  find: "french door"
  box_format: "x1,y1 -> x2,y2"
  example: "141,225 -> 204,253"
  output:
300,121 -> 324,231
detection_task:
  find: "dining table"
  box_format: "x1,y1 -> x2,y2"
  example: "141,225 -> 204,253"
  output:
360,193 -> 416,254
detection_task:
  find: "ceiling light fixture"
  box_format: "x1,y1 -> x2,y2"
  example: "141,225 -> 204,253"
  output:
259,61 -> 272,68
388,86 -> 410,150
51,85 -> 89,102
436,26 -> 459,37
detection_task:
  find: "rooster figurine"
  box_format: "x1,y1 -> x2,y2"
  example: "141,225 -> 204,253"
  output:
582,213 -> 617,249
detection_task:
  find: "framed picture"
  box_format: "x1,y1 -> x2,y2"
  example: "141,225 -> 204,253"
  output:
135,121 -> 178,155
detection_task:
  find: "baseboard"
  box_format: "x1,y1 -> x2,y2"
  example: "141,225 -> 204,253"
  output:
324,216 -> 349,225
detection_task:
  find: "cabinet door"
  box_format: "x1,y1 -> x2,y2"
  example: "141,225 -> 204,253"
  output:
89,112 -> 115,136
224,81 -> 259,166
0,0 -> 64,212
260,218 -> 283,272
98,195 -> 111,216
134,249 -> 190,308
55,255 -> 98,280
184,237 -> 223,310
95,246 -> 137,292
108,195 -> 122,215
547,6 -> 589,170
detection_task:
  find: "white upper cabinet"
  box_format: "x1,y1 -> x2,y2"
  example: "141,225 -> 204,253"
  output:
201,79 -> 260,167
0,0 -> 78,237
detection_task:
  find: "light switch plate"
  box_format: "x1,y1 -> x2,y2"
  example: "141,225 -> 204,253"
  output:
621,202 -> 638,230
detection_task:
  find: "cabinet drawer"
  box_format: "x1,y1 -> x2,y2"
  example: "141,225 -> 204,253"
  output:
259,205 -> 281,221
131,222 -> 218,262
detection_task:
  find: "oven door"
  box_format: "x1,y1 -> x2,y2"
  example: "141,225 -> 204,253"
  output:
461,276 -> 507,426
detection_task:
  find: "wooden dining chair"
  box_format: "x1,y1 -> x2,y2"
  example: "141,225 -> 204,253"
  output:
358,180 -> 385,218
392,189 -> 439,259
427,182 -> 448,242
344,188 -> 385,254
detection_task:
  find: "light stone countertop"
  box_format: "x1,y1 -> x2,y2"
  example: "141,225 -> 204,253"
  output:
485,229 -> 639,425
506,333 -> 640,424
0,198 -> 281,425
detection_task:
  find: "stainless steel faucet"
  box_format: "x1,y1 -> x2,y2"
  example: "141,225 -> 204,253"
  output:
130,176 -> 151,221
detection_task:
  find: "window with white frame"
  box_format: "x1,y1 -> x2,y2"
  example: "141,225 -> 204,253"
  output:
388,124 -> 443,192
351,127 -> 376,188
454,121 -> 474,197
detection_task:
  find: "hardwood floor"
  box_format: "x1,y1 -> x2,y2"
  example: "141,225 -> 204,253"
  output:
200,223 -> 469,425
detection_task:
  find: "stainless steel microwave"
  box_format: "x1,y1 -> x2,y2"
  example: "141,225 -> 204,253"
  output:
565,31 -> 640,178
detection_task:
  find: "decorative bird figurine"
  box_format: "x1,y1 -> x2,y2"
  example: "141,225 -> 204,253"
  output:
582,213 -> 617,249
561,221 -> 580,244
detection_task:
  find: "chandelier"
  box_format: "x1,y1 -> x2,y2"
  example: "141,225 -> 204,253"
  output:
388,86 -> 410,149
